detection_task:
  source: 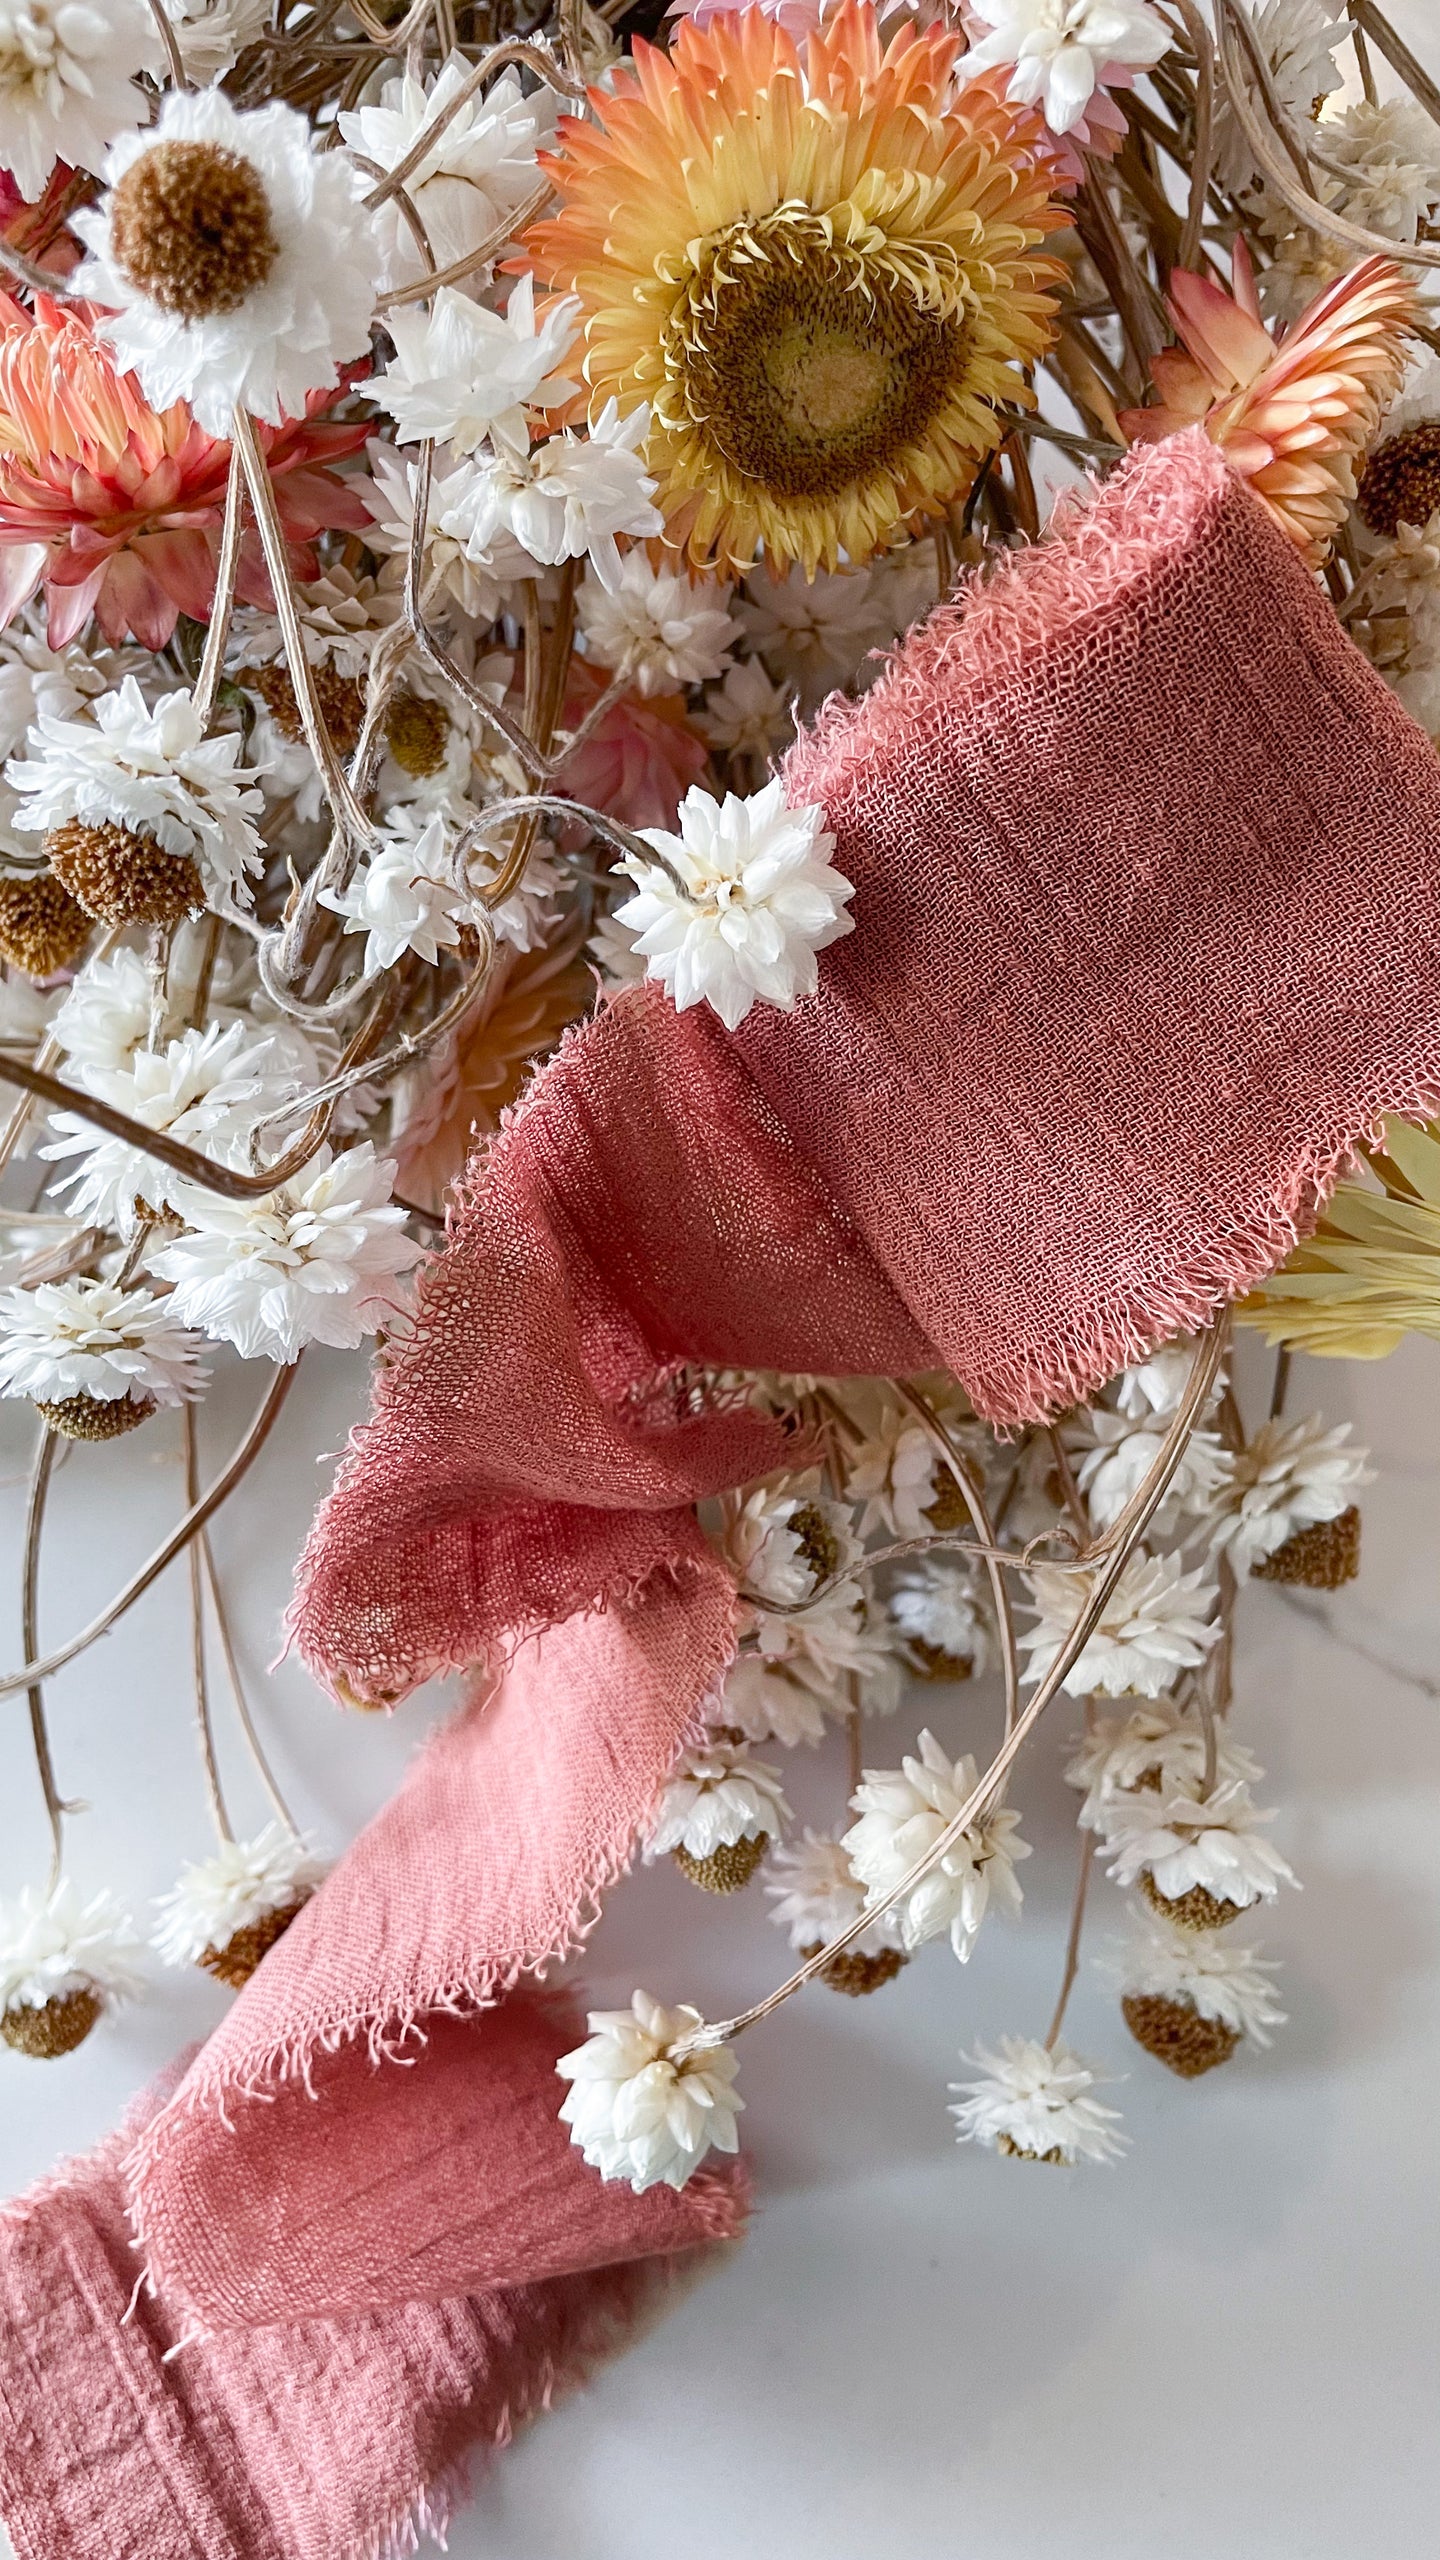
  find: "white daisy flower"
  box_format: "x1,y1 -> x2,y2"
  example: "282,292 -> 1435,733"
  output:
378,276 -> 579,458
843,1730 -> 1031,1961
716,1481 -> 861,1607
0,0 -> 156,203
229,565 -> 403,688
0,1881 -> 144,2054
576,552 -> 736,695
753,1574 -> 902,1708
42,1020 -> 283,1236
50,945 -> 155,1087
586,898 -> 648,989
737,561 -> 895,711
339,57 -> 552,294
616,778 -> 854,1032
1100,1778 -> 1298,1912
1066,1406 -> 1231,1535
1019,1551 -> 1220,1700
1208,1416 -> 1372,1573
695,658 -> 797,762
556,1990 -> 743,2193
317,811 -> 467,977
842,1388 -> 983,1540
765,1826 -> 905,1957
0,624 -> 122,764
0,1276 -> 207,1413
1213,0 -> 1346,195
963,0 -> 1170,138
74,90 -> 380,436
1112,1911 -> 1287,2046
888,1559 -> 991,1677
9,681 -> 265,917
1313,96 -> 1440,245
1065,1699 -> 1262,1831
1110,1340 -> 1216,1421
949,2035 -> 1126,2164
644,1741 -> 789,1861
154,1141 -> 423,1363
719,1655 -> 838,1750
452,803 -> 562,953
439,402 -> 662,596
362,439 -> 535,624
153,1824 -> 325,1972
163,0 -> 274,82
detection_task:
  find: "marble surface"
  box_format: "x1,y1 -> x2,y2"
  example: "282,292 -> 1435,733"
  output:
2,1330 -> 1439,2560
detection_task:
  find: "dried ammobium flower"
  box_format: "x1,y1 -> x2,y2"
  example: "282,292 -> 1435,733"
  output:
153,1827 -> 326,1989
0,1882 -> 144,2058
0,871 -> 91,976
556,1991 -> 742,2192
645,1741 -> 789,1894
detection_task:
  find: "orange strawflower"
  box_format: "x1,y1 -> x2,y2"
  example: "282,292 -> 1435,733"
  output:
0,295 -> 371,649
526,0 -> 1066,576
1120,241 -> 1416,566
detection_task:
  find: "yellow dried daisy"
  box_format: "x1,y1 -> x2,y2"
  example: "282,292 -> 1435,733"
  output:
1241,1119 -> 1440,1358
526,2 -> 1066,577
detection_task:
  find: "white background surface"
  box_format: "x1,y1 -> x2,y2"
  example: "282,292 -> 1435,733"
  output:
7,7 -> 1440,2550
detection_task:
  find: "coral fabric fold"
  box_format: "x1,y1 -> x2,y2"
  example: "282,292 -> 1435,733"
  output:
11,426 -> 1440,2559
0,2003 -> 748,2560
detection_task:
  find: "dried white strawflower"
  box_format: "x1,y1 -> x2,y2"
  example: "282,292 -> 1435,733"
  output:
645,1741 -> 788,1892
317,811 -> 468,978
363,440 -> 535,623
1112,1910 -> 1286,2076
962,0 -> 1170,138
1207,1415 -> 1371,1573
1066,1700 -> 1262,1831
765,1827 -> 906,1985
843,1730 -> 1030,1961
378,275 -> 578,456
717,1481 -> 861,1607
1019,1551 -> 1220,1700
154,1142 -> 423,1362
0,0 -> 156,202
339,55 -> 552,295
615,779 -> 854,1031
0,1881 -> 144,2058
949,2035 -> 1126,2164
1065,1404 -> 1229,1534
842,1387 -> 981,1539
0,1276 -> 207,1432
576,552 -> 737,694
10,680 -> 265,919
153,1825 -> 325,1988
440,403 -> 663,595
695,659 -> 797,761
74,90 -> 380,433
556,1990 -> 743,2192
1099,1778 -> 1298,1922
888,1559 -> 991,1679
42,1020 -> 283,1237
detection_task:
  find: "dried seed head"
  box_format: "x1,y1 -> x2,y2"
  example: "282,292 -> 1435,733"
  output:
672,1833 -> 769,1894
995,2132 -> 1066,2164
905,1634 -> 975,1684
46,821 -> 204,928
1251,1505 -> 1361,1591
1,1985 -> 103,2058
0,871 -> 91,977
801,1939 -> 907,1997
248,660 -> 366,756
384,691 -> 450,779
1139,1870 -> 1243,1934
1122,1989 -> 1241,2078
1357,424 -> 1440,537
109,139 -> 281,320
198,1892 -> 311,1990
36,1391 -> 157,1442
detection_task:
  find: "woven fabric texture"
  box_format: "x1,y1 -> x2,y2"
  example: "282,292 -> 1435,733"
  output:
0,2008 -> 747,2560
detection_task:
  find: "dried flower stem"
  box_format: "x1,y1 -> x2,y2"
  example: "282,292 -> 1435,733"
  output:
1044,1822 -> 1095,2051
0,1361 -> 298,1702
184,1406 -> 233,1845
896,1379 -> 1020,1736
22,1426 -> 64,1894
199,1528 -> 300,1837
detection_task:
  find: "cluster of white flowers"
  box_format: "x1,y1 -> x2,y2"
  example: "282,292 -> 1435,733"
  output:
9,681 -> 265,914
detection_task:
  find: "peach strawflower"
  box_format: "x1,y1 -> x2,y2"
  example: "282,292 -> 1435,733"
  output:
527,0 -> 1066,575
0,295 -> 371,649
1120,242 -> 1416,567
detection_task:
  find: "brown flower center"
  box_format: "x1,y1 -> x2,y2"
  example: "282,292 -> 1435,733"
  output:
110,140 -> 280,320
1357,423 -> 1440,538
384,691 -> 451,778
248,659 -> 366,756
666,213 -> 966,502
